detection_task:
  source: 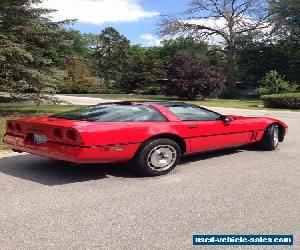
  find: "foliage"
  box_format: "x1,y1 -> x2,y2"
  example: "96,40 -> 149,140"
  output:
257,70 -> 297,95
269,0 -> 300,39
0,1 -> 298,101
0,0 -> 72,102
138,86 -> 161,95
161,53 -> 226,99
57,29 -> 93,63
236,31 -> 300,86
261,93 -> 300,109
59,56 -> 102,94
159,37 -> 208,67
124,45 -> 166,93
93,27 -> 131,92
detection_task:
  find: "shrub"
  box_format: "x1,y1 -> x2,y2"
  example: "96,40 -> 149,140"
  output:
261,93 -> 300,109
161,53 -> 225,99
257,70 -> 292,95
139,86 -> 161,95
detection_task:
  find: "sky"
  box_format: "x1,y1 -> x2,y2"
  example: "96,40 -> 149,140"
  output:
40,0 -> 190,46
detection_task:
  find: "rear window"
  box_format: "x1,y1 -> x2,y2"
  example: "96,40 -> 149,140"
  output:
51,104 -> 167,122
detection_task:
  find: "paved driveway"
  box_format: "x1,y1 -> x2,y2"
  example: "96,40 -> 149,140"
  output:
56,94 -> 120,105
0,108 -> 299,249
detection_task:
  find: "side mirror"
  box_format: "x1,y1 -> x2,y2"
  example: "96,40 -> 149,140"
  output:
222,116 -> 231,125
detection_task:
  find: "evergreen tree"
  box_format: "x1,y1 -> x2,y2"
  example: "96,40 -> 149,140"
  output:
0,0 -> 69,102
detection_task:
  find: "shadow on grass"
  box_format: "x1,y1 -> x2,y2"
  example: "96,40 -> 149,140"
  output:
0,148 -> 243,186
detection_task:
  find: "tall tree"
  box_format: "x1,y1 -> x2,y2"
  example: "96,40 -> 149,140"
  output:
59,56 -> 101,94
0,0 -> 70,102
160,0 -> 271,86
93,27 -> 131,92
269,0 -> 300,39
159,37 -> 208,69
235,31 -> 290,86
125,45 -> 166,92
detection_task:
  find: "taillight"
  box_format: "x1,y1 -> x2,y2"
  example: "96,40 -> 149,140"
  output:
7,122 -> 14,132
15,123 -> 22,133
66,129 -> 79,142
53,128 -> 63,139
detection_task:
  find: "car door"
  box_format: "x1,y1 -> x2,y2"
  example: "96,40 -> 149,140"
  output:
168,105 -> 252,153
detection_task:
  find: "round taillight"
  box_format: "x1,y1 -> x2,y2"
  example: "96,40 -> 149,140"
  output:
7,122 -> 14,132
53,128 -> 63,139
15,123 -> 22,133
66,130 -> 78,141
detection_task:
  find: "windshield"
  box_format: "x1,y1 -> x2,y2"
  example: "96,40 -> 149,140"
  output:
51,104 -> 167,122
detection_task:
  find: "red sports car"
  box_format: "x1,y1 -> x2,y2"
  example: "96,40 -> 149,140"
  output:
3,102 -> 288,176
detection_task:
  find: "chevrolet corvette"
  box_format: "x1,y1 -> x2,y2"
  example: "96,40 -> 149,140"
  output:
3,102 -> 288,176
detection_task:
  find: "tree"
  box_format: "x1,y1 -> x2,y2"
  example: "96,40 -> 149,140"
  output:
235,31 -> 300,86
0,0 -> 70,102
269,0 -> 300,39
59,29 -> 93,62
125,45 -> 166,93
93,27 -> 131,92
267,0 -> 300,84
160,0 -> 271,86
159,37 -> 208,68
161,53 -> 225,99
59,56 -> 102,94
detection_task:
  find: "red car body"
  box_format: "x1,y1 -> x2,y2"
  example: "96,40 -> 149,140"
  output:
3,102 -> 288,164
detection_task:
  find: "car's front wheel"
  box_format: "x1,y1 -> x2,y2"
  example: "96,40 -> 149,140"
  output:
258,124 -> 280,150
130,138 -> 181,176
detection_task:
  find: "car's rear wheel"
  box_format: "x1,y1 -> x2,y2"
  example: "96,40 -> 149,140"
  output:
130,138 -> 181,176
258,124 -> 280,150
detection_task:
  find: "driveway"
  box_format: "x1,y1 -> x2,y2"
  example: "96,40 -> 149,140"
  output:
0,108 -> 299,249
56,94 -> 120,105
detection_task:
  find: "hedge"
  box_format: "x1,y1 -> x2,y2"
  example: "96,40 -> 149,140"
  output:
261,93 -> 300,109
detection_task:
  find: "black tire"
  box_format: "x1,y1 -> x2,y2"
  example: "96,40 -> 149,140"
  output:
129,138 -> 181,176
258,124 -> 280,150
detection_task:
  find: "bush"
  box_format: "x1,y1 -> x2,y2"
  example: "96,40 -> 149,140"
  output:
161,53 -> 225,99
261,93 -> 300,109
139,86 -> 161,95
257,70 -> 293,95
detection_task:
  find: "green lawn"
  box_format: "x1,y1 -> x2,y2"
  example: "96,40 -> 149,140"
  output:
134,98 -> 264,109
186,99 -> 263,109
0,118 -> 8,150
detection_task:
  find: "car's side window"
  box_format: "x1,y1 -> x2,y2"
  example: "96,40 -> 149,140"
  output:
168,106 -> 221,121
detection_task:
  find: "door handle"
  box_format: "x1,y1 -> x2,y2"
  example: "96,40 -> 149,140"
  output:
188,125 -> 198,129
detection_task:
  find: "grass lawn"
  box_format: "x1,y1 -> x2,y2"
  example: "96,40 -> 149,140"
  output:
187,99 -> 263,109
0,118 -> 8,150
136,98 -> 264,109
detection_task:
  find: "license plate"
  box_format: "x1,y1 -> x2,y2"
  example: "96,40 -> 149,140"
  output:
33,134 -> 48,144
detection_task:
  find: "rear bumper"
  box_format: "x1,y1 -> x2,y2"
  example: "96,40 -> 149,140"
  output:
3,134 -> 140,164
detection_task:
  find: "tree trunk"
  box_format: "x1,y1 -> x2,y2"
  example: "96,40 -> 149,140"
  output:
227,18 -> 236,88
227,46 -> 236,87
